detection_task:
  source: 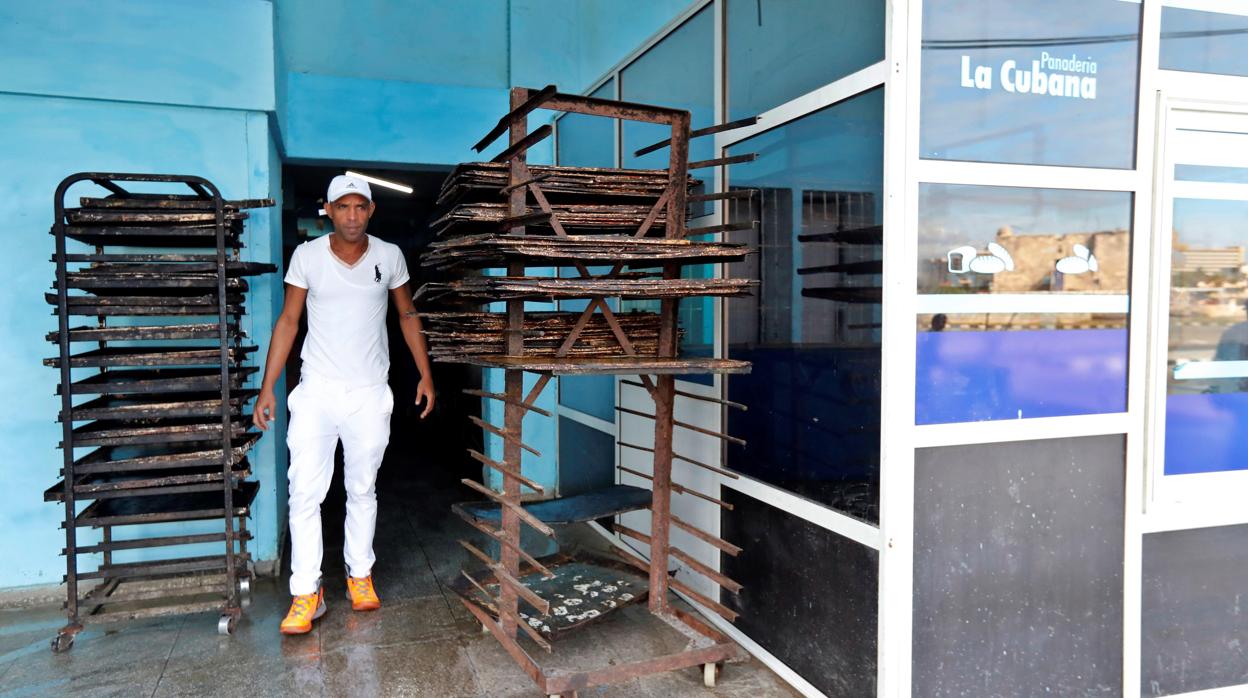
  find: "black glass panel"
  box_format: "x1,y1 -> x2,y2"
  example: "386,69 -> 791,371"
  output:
722,490 -> 877,697
913,435 -> 1125,696
1142,524 -> 1248,696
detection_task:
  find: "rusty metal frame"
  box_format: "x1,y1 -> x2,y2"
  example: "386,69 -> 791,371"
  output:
49,173 -> 264,652
453,87 -> 748,695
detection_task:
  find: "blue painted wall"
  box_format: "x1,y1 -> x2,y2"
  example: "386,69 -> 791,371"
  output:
273,0 -> 695,165
0,0 -> 275,111
0,1 -> 283,590
0,0 -> 696,590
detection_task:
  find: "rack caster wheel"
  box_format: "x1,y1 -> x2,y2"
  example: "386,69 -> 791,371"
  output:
50,632 -> 75,653
239,578 -> 252,608
217,613 -> 238,636
703,662 -> 720,688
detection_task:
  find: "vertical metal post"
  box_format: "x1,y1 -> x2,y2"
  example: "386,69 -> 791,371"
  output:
211,183 -> 238,612
649,112 -> 691,612
499,86 -> 531,640
101,526 -> 112,571
53,178 -> 79,631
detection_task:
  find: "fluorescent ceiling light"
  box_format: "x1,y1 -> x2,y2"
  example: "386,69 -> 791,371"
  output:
345,170 -> 414,194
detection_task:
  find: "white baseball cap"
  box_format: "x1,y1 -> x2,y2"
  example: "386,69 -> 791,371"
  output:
326,174 -> 372,204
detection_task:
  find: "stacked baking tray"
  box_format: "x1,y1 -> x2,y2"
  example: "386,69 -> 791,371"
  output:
419,161 -> 752,374
45,174 -> 275,651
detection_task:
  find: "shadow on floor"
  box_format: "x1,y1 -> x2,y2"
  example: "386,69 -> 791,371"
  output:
0,458 -> 798,697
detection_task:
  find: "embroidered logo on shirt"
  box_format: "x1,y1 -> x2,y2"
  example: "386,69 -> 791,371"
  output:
374,264 -> 382,283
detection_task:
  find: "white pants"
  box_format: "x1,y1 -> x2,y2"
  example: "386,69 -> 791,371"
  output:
286,373 -> 394,596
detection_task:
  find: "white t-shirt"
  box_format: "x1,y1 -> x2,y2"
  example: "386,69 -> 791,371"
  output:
284,234 -> 410,388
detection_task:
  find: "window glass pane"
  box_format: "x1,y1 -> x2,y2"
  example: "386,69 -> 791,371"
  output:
919,0 -> 1141,169
725,88 -> 884,522
556,79 -> 615,168
1176,164 -> 1248,184
916,184 -> 1132,424
1164,197 -> 1248,475
555,81 -> 617,417
619,8 -> 716,379
621,6 -> 714,204
726,0 -> 885,120
556,268 -> 618,421
1160,6 -> 1248,78
558,416 -> 614,496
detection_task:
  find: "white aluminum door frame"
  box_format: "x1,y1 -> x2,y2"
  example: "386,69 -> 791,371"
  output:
1144,99 -> 1248,534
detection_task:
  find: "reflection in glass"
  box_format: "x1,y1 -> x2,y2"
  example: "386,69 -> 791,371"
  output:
726,0 -> 884,121
725,89 -> 884,522
1164,198 -> 1248,475
919,0 -> 1140,168
1160,7 -> 1248,78
1176,164 -> 1248,184
916,184 -> 1132,424
557,81 -> 617,418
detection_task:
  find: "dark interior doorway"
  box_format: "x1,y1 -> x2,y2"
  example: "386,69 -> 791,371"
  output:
278,163 -> 481,522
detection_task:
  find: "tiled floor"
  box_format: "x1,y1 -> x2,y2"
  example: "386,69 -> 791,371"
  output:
0,469 -> 798,697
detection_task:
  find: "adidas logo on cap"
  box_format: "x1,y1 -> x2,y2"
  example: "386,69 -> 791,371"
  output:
326,175 -> 372,204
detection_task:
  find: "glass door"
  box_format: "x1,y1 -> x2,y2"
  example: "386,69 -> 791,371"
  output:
1149,104 -> 1248,515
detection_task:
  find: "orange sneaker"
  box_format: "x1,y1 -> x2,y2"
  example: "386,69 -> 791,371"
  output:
279,588 -> 326,635
346,575 -> 381,611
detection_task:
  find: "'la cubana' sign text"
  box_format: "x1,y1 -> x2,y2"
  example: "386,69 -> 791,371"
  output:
961,52 -> 1098,99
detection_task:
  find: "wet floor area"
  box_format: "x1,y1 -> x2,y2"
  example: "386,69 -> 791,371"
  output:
0,466 -> 797,697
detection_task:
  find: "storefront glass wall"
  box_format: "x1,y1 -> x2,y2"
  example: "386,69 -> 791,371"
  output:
905,1 -> 1248,696
724,89 -> 885,521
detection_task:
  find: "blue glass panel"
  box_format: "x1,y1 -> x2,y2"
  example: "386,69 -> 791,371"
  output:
556,79 -> 615,168
916,183 -> 1132,424
619,7 -> 716,377
558,416 -> 614,497
1160,7 -> 1248,78
726,0 -> 885,121
557,266 -> 618,421
1164,198 -> 1248,475
920,0 -> 1140,168
916,328 -> 1128,423
620,7 -> 714,199
555,80 -> 618,417
1176,164 -> 1248,184
724,88 -> 884,520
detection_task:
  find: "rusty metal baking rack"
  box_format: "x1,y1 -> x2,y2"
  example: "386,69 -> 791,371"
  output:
420,86 -> 762,696
45,173 -> 275,652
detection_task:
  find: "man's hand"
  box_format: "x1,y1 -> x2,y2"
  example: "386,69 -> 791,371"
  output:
415,377 -> 436,419
254,388 -> 277,431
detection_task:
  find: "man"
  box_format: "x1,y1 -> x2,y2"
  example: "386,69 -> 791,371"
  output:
253,174 -> 436,635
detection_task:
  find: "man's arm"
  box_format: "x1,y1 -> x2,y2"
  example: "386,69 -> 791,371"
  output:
253,284 -> 308,431
391,283 -> 436,418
